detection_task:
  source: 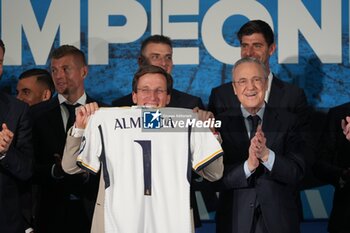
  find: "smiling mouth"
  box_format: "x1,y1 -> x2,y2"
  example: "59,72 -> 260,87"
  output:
245,92 -> 257,98
144,103 -> 159,108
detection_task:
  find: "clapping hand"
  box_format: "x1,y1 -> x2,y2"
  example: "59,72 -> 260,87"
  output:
250,125 -> 269,162
341,116 -> 350,141
0,123 -> 14,155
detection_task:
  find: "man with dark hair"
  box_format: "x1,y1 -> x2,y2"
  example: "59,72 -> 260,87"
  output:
0,39 -> 33,233
112,34 -> 204,109
32,45 -> 103,233
16,68 -> 55,106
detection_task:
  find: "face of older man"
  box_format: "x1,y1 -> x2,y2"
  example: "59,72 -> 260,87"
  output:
232,61 -> 268,114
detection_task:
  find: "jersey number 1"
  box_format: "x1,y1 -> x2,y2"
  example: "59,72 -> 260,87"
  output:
134,140 -> 152,196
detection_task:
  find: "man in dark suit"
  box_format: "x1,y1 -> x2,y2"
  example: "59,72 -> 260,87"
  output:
313,104 -> 350,233
32,45 -> 101,233
0,39 -> 33,233
112,35 -> 204,109
216,57 -> 305,233
207,20 -> 308,124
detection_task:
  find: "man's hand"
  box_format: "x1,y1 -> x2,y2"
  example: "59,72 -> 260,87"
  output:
193,107 -> 216,132
248,144 -> 260,172
0,123 -> 14,155
75,102 -> 99,129
341,116 -> 350,141
250,125 -> 269,162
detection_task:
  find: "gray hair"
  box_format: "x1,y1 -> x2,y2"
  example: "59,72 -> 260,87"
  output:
233,57 -> 268,79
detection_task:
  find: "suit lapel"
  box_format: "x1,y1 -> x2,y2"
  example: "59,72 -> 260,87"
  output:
219,108 -> 251,163
0,93 -> 9,124
47,97 -> 66,141
262,105 -> 282,148
267,75 -> 284,109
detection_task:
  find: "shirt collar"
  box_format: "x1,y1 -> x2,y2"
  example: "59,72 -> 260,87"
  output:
241,102 -> 266,120
58,93 -> 87,105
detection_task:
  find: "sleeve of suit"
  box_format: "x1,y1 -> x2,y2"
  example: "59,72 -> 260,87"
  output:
207,89 -> 218,115
295,88 -> 310,126
0,103 -> 33,181
266,117 -> 306,186
222,162 -> 251,189
313,108 -> 344,185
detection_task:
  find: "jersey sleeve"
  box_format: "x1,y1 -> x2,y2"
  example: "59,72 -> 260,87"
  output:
191,124 -> 224,172
76,113 -> 102,174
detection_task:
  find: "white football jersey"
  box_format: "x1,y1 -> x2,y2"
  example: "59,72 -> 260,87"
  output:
77,107 -> 223,233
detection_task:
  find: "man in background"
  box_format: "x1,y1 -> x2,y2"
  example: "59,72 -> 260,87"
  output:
314,106 -> 350,233
0,39 -> 33,233
32,45 -> 102,233
112,34 -> 204,109
16,68 -> 55,106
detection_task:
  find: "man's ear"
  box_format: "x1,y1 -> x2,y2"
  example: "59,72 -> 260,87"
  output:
132,91 -> 138,105
138,56 -> 145,66
232,82 -> 237,95
269,43 -> 276,56
166,95 -> 171,105
42,89 -> 51,101
81,66 -> 88,79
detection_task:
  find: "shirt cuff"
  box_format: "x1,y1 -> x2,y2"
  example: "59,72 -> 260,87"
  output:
244,160 -> 254,178
25,227 -> 34,233
71,125 -> 85,138
261,149 -> 275,171
51,164 -> 64,179
0,152 -> 6,160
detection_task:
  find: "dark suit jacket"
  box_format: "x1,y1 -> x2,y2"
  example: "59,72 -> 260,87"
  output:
208,75 -> 315,190
112,88 -> 204,109
0,92 -> 33,233
32,95 -> 103,233
216,105 -> 305,233
314,102 -> 350,232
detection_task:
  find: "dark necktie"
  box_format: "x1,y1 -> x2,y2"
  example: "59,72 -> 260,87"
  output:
248,115 -> 261,139
63,102 -> 80,132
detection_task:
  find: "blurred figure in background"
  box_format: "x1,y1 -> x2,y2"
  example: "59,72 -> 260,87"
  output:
16,68 -> 54,106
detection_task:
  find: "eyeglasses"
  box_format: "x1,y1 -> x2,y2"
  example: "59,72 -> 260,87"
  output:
137,88 -> 167,95
233,76 -> 266,87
